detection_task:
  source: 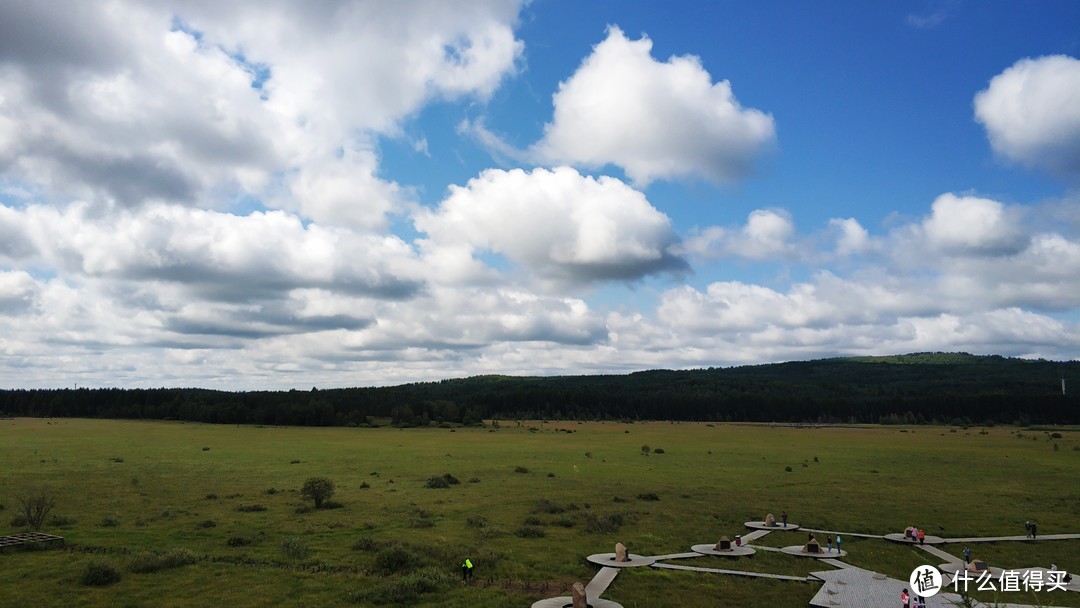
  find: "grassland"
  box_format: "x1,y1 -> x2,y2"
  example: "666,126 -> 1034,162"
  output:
1,418 -> 1078,607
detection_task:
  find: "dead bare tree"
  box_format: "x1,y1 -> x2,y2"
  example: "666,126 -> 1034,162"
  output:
17,488 -> 56,530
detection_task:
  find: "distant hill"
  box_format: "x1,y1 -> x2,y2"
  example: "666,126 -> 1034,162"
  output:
2,353 -> 1077,425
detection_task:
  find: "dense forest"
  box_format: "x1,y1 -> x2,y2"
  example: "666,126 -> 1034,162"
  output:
2,353 -> 1077,426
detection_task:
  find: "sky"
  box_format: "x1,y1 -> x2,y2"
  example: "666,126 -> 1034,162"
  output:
1,0 -> 1079,390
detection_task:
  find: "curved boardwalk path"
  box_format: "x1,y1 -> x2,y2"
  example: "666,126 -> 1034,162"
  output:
534,525 -> 1080,608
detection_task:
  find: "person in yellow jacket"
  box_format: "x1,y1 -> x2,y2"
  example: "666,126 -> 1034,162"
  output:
462,557 -> 473,581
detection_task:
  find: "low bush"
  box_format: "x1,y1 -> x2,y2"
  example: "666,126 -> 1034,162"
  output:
129,548 -> 197,573
424,476 -> 450,489
522,516 -> 542,526
514,466 -> 529,474
100,514 -> 120,528
48,514 -> 76,527
197,519 -> 217,529
351,537 -> 381,552
350,566 -> 452,605
226,535 -> 252,547
80,561 -> 121,586
281,538 -> 310,560
205,493 -> 218,500
465,514 -> 488,528
584,513 -> 624,534
637,492 -> 660,501
236,504 -> 267,512
515,525 -> 545,538
533,499 -> 566,514
372,545 -> 424,576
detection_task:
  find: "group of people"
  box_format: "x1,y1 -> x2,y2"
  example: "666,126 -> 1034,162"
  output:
1025,520 -> 1038,539
900,587 -> 927,607
903,526 -> 926,544
809,531 -> 842,553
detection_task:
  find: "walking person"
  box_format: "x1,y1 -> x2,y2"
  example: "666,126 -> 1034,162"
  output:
1031,521 -> 1037,540
782,510 -> 788,527
836,534 -> 842,554
826,534 -> 833,553
1025,520 -> 1032,538
901,587 -> 910,608
461,557 -> 473,582
917,528 -> 925,545
964,546 -> 970,566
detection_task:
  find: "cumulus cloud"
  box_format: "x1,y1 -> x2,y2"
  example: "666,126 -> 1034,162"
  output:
829,218 -> 871,256
679,209 -> 797,260
0,0 -> 524,228
415,167 -> 687,284
529,27 -> 775,185
920,193 -> 1027,255
975,55 -> 1080,178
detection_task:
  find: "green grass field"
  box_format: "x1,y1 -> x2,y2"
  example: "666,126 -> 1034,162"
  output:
1,418 -> 1078,607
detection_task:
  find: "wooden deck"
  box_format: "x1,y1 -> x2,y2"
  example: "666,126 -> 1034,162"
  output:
0,532 -> 64,551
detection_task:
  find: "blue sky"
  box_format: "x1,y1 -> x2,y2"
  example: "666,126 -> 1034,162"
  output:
0,1 -> 1078,389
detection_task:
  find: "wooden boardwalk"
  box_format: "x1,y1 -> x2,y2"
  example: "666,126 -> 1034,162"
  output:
0,533 -> 64,551
653,561 -> 813,582
943,533 -> 1080,543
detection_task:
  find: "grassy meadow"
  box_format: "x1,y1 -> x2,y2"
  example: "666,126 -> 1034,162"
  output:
1,418 -> 1078,607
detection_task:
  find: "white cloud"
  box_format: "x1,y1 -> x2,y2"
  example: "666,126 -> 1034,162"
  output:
829,218 -> 870,256
415,167 -> 686,284
0,1 -> 525,230
975,55 -> 1080,178
679,209 -> 797,261
529,27 -> 775,185
920,193 -> 1026,255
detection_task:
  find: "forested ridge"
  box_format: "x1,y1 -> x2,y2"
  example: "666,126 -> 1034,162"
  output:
2,353 -> 1077,426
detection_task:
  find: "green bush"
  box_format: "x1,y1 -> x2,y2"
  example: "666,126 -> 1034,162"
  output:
514,466 -> 529,474
80,561 -> 121,586
129,548 -> 197,573
515,525 -> 545,538
236,504 -> 267,512
197,519 -> 216,529
281,538 -> 310,560
351,566 -> 452,605
372,545 -> 424,576
301,477 -> 335,509
351,537 -> 381,552
100,514 -> 120,527
424,476 -> 450,489
47,514 -> 76,527
226,535 -> 252,547
465,515 -> 488,528
584,513 -> 624,534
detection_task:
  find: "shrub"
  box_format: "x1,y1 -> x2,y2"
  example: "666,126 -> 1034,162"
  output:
15,488 -> 55,531
468,477 -> 481,483
47,514 -> 76,527
534,499 -> 566,514
547,472 -> 555,478
584,513 -> 624,534
408,518 -> 435,529
514,466 -> 529,474
552,517 -> 575,528
372,545 -> 424,576
226,535 -> 252,547
129,548 -> 197,573
236,504 -> 267,512
294,505 -> 313,515
281,537 -> 311,560
353,566 -> 452,605
784,466 -> 793,472
197,519 -> 217,529
522,515 -> 542,526
100,514 -> 120,528
205,493 -> 218,500
636,492 -> 660,501
640,445 -> 650,456
653,448 -> 665,454
351,537 -> 381,552
424,476 -> 450,489
466,515 -> 488,528
515,525 -> 545,538
264,488 -> 279,495
612,496 -> 629,503
80,561 -> 121,586
359,482 -> 370,489
9,515 -> 28,528
290,459 -> 301,464
1051,432 -> 1063,439
301,477 -> 335,509
202,447 -> 210,451
321,501 -> 344,509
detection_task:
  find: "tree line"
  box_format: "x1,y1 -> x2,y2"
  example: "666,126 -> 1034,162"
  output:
2,353 -> 1077,426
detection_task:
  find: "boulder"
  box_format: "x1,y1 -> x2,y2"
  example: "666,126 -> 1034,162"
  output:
615,542 -> 628,562
571,582 -> 587,608
765,513 -> 776,527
